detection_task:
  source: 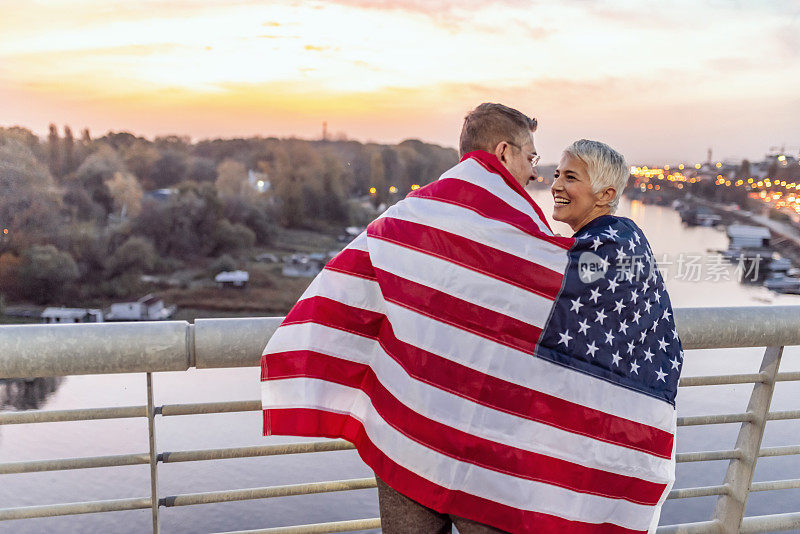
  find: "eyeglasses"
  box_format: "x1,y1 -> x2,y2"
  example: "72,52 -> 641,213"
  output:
507,141 -> 540,168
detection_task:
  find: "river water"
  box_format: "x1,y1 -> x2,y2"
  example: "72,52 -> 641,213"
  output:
2,192 -> 799,533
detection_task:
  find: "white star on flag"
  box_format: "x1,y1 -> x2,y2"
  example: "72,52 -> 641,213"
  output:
613,299 -> 625,314
586,341 -> 599,358
570,298 -> 583,313
595,309 -> 608,325
658,337 -> 670,351
611,351 -> 622,366
577,318 -> 590,335
591,236 -> 602,251
630,360 -> 640,374
655,368 -> 667,382
643,348 -> 654,362
589,287 -> 602,303
558,330 -> 573,347
604,330 -> 615,345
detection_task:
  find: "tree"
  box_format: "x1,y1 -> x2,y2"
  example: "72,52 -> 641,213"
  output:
215,159 -> 249,197
213,219 -> 255,254
135,191 -> 219,258
72,145 -> 126,215
105,171 -> 144,218
106,236 -> 157,277
63,126 -> 75,175
148,149 -> 187,189
187,156 -> 218,183
0,138 -> 63,253
48,123 -> 60,177
0,252 -> 22,300
18,245 -> 79,304
123,141 -> 160,185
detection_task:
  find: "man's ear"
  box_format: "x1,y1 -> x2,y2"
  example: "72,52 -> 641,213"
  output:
597,187 -> 617,207
494,141 -> 508,163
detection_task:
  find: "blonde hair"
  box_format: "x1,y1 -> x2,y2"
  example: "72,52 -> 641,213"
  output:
563,139 -> 628,213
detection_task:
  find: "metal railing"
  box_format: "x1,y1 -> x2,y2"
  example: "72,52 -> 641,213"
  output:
1,306 -> 799,533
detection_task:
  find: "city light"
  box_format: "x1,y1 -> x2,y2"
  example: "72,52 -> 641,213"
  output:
695,164 -> 701,169
389,186 -> 398,193
369,187 -> 377,195
410,184 -> 420,190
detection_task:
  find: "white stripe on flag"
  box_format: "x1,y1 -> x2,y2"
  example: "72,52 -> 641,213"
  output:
440,158 -> 554,236
367,238 -> 554,328
298,269 -> 384,313
265,322 -> 674,482
262,378 -> 656,531
381,196 -> 569,275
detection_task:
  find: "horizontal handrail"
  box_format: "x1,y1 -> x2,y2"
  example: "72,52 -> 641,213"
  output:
161,478 -> 377,508
667,485 -> 729,499
678,373 -> 766,386
3,306 -> 800,378
678,412 -> 754,426
214,518 -> 383,534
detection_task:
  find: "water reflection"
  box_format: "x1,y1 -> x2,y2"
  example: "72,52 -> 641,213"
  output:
0,377 -> 64,411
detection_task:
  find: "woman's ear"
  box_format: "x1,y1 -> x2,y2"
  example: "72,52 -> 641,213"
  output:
597,187 -> 617,207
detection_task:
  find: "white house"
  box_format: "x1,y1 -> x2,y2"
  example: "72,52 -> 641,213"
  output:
215,270 -> 249,288
41,307 -> 104,324
107,294 -> 175,321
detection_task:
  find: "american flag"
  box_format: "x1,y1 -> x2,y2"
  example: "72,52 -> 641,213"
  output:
261,150 -> 681,533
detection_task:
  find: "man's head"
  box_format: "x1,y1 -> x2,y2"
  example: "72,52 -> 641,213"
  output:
459,103 -> 539,187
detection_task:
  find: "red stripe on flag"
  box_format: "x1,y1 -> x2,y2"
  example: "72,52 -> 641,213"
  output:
367,216 -> 563,300
410,178 -> 572,250
271,296 -> 674,459
464,150 -> 558,236
264,351 -> 668,505
265,408 -> 648,534
374,267 -> 542,354
325,249 -> 377,280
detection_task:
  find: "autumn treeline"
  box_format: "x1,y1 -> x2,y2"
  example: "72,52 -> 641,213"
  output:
0,125 -> 457,306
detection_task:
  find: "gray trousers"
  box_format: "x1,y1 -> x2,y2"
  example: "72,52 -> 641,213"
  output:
376,477 -> 508,534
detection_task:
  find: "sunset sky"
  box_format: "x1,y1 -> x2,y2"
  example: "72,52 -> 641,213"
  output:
1,0 -> 798,164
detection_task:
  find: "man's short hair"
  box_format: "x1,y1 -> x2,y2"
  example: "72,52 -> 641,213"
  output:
563,139 -> 629,214
459,103 -> 538,157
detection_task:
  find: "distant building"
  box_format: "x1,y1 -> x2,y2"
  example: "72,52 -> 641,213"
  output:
143,188 -> 176,202
727,224 -> 771,249
107,294 -> 175,321
215,270 -> 249,288
41,307 -> 104,324
282,255 -> 323,278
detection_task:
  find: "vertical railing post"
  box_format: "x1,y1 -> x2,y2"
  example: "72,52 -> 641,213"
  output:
712,345 -> 783,533
146,372 -> 161,534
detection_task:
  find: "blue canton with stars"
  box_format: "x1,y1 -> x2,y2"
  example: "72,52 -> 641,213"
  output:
537,215 -> 684,406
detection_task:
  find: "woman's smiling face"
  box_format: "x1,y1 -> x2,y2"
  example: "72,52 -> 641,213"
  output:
551,152 -> 600,231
